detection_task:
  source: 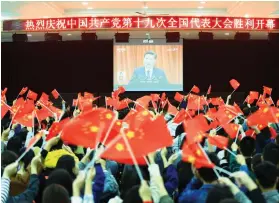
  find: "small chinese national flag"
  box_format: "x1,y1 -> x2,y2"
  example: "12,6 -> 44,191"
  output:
167,100 -> 178,116
51,89 -> 60,99
72,99 -> 78,107
208,135 -> 229,149
27,90 -> 38,101
39,92 -> 49,104
14,112 -> 34,127
222,123 -> 240,139
249,91 -> 259,100
191,85 -> 200,94
46,117 -> 70,141
1,88 -> 8,97
174,92 -> 184,102
265,97 -> 274,106
26,132 -> 44,151
229,79 -> 240,90
35,107 -> 53,122
19,87 -> 28,96
263,86 -> 272,95
112,86 -> 125,98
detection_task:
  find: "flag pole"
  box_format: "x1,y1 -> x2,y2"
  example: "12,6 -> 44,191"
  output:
224,147 -> 237,157
121,130 -> 144,181
101,115 -> 118,145
234,126 -> 241,143
37,101 -> 55,116
198,143 -> 220,178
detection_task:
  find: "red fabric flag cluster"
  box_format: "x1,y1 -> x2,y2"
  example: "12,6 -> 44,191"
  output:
61,108 -> 117,148
51,89 -> 60,99
209,97 -> 225,106
247,106 -> 279,128
222,123 -> 240,139
1,100 -> 11,119
230,79 -> 240,90
249,91 -> 259,100
207,135 -> 229,149
102,114 -> 173,164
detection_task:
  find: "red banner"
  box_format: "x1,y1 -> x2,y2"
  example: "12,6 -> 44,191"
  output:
3,16 -> 279,32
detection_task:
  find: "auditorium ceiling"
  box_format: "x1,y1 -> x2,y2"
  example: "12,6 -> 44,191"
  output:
1,1 -> 279,41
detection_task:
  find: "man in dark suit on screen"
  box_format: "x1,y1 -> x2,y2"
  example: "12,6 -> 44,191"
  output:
128,51 -> 169,87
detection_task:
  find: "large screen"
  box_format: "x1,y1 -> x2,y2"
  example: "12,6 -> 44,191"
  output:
113,40 -> 183,91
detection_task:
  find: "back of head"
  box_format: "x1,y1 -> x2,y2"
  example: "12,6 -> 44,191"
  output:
123,185 -> 142,203
239,136 -> 255,157
263,143 -> 279,166
19,148 -> 35,170
206,185 -> 234,203
7,136 -> 22,155
46,169 -> 73,196
42,184 -> 70,203
56,155 -> 76,178
197,152 -> 220,183
251,153 -> 262,171
254,161 -> 278,189
1,150 -> 18,176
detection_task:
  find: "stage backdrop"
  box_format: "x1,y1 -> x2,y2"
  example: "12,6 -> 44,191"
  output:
1,39 -> 279,103
113,44 -> 183,85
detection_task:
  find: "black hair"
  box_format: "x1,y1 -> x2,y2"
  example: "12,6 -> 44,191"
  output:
122,185 -> 142,203
254,161 -> 278,189
206,185 -> 234,203
1,150 -> 18,176
175,123 -> 185,138
46,169 -> 73,196
144,50 -> 157,59
263,143 -> 279,166
56,155 -> 76,178
239,136 -> 255,157
42,184 -> 70,203
251,153 -> 262,171
197,152 -> 220,183
177,161 -> 194,194
7,135 -> 23,155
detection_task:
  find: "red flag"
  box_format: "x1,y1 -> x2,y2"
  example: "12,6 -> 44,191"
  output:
61,108 -> 116,148
210,97 -> 225,106
174,92 -> 184,102
184,115 -> 210,145
222,123 -> 240,139
173,109 -> 189,124
49,106 -> 63,119
46,118 -> 70,141
187,94 -> 204,111
207,85 -> 212,95
112,86 -> 125,98
1,88 -> 8,97
16,99 -> 35,116
229,79 -> 240,90
135,96 -> 151,111
1,100 -> 10,119
191,85 -> 200,94
14,112 -> 34,127
151,94 -> 160,101
106,97 -> 118,107
27,90 -> 38,101
72,99 -> 78,107
19,87 -> 28,96
10,98 -> 25,114
233,102 -> 244,115
247,106 -> 279,128
167,100 -> 178,116
102,115 -> 173,161
208,135 -> 229,149
244,95 -> 254,104
115,98 -> 132,110
249,91 -> 259,100
161,93 -> 167,101
263,86 -> 272,95
39,92 -> 49,104
26,132 -> 44,150
35,107 -> 53,122
51,89 -> 60,99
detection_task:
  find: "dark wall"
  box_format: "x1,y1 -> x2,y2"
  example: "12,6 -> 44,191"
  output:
1,39 -> 278,103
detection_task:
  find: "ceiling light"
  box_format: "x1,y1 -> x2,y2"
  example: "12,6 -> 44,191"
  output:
82,2 -> 88,5
244,14 -> 249,18
87,7 -> 93,10
67,33 -> 72,36
27,34 -> 32,37
198,6 -> 204,9
224,33 -> 230,36
200,1 -> 206,4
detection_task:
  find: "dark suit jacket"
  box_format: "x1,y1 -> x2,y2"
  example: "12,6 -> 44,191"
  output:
128,67 -> 169,85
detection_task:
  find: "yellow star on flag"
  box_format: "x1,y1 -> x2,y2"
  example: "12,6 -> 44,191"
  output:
106,113 -> 112,119
116,143 -> 124,151
126,131 -> 135,139
90,126 -> 99,133
188,156 -> 196,163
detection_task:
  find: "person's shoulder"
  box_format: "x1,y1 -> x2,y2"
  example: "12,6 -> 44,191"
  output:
154,67 -> 166,75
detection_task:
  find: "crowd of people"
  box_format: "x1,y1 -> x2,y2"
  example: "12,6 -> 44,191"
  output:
1,85 -> 279,203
